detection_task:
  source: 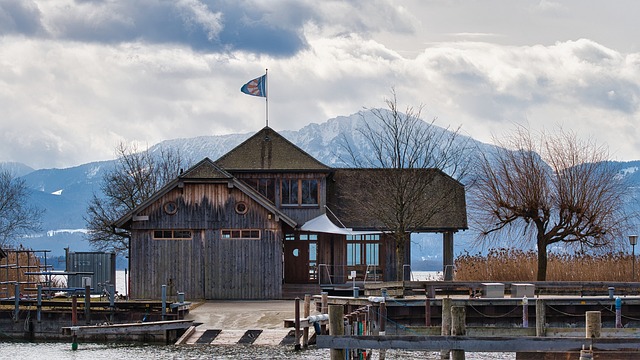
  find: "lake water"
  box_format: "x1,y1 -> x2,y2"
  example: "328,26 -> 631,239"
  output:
18,270 -> 514,359
0,342 -> 515,359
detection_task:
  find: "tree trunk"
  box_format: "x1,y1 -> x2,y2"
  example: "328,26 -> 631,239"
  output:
396,233 -> 406,281
536,237 -> 548,281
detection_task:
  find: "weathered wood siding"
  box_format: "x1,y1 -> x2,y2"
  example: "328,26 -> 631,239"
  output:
130,229 -> 204,299
129,183 -> 282,300
204,228 -> 281,299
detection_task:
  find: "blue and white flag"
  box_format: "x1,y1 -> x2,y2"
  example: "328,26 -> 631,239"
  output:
240,74 -> 267,97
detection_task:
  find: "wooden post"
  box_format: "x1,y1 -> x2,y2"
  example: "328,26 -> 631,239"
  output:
84,285 -> 91,325
294,297 -> 301,351
379,301 -> 387,333
425,297 -> 431,327
380,301 -> 387,360
536,298 -> 545,337
329,304 -> 345,360
161,284 -> 167,321
303,294 -> 310,348
440,297 -> 452,359
443,232 -> 454,281
585,311 -> 601,338
522,296 -> 529,328
451,306 -> 466,360
321,292 -> 328,335
13,283 -> 19,322
370,305 -> 379,335
109,284 -> 115,323
71,295 -> 79,351
72,296 -> 78,325
37,284 -> 42,323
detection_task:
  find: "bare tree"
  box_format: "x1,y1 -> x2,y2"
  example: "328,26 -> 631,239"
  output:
85,143 -> 188,254
0,169 -> 43,247
340,90 -> 473,281
472,125 -> 632,280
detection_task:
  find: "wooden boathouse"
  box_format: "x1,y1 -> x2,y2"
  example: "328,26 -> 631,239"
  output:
114,126 -> 467,300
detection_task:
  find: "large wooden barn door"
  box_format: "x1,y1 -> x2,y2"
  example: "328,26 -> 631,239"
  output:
283,233 -> 317,283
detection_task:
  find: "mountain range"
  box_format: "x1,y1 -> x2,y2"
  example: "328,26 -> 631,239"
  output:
5,110 -> 640,270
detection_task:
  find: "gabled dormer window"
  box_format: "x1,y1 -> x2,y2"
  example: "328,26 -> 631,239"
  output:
282,179 -> 318,206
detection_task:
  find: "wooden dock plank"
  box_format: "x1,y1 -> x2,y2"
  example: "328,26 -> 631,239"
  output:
61,319 -> 193,335
317,335 -> 640,352
253,330 -> 293,346
210,329 -> 246,345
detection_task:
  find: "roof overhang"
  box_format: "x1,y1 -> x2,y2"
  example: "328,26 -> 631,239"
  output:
300,213 -> 381,235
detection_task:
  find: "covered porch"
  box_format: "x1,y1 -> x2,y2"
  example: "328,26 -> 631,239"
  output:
281,214 -> 459,299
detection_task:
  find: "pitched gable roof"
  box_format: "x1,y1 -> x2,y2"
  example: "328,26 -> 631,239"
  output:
180,157 -> 233,180
113,157 -> 296,229
326,168 -> 468,232
215,126 -> 331,171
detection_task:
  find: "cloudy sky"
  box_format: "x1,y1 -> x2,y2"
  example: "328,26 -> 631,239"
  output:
1,0 -> 639,169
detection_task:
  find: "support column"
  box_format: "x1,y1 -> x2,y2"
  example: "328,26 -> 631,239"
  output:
535,299 -> 546,337
443,232 -> 454,281
440,298 -> 452,359
329,304 -> 345,360
451,306 -> 466,360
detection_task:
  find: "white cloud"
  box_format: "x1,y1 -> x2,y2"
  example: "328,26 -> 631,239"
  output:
1,0 -> 640,168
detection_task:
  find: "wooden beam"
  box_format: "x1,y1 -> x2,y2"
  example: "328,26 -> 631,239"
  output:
316,335 -> 640,352
62,320 -> 194,336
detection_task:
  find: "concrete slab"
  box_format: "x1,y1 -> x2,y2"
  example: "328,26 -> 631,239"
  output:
185,300 -> 299,330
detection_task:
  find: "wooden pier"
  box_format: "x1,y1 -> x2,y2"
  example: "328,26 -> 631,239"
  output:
311,281 -> 640,359
0,291 -> 191,342
61,319 -> 194,344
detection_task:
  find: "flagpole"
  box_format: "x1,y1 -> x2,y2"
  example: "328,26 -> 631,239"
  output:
265,68 -> 269,127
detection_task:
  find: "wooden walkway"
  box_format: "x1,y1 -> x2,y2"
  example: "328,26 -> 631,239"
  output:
61,319 -> 194,336
177,328 -> 295,345
317,334 -> 640,352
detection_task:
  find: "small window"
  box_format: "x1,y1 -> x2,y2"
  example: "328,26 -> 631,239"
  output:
221,229 -> 261,239
163,201 -> 178,215
235,201 -> 248,215
281,179 -> 299,205
242,178 -> 275,202
153,230 -> 192,240
281,179 -> 319,206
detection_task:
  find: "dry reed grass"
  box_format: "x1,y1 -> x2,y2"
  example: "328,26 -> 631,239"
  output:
454,248 -> 637,282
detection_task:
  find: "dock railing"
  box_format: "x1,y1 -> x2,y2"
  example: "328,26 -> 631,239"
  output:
318,264 -> 384,287
363,280 -> 640,298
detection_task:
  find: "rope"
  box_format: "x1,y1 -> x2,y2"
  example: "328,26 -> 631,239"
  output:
467,303 -> 521,318
385,297 -> 429,307
546,304 -> 585,317
596,301 -> 640,322
366,306 -> 423,336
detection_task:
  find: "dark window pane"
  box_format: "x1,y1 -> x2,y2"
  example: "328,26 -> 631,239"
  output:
260,179 -> 275,202
282,179 -> 298,205
301,179 -> 318,204
175,230 -> 192,238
